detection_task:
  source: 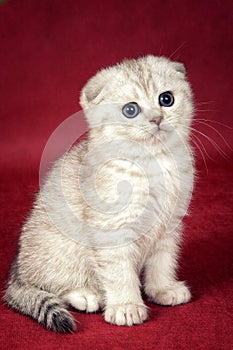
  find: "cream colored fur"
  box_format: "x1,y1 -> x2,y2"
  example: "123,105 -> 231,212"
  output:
5,55 -> 194,332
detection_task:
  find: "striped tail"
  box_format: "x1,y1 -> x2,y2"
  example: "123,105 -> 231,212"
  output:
4,278 -> 76,333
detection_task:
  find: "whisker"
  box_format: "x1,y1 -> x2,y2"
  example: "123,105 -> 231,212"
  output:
195,108 -> 217,113
195,101 -> 215,106
190,135 -> 209,173
192,120 -> 233,152
191,132 -> 216,162
193,118 -> 233,130
179,122 -> 230,163
181,125 -> 211,154
190,127 -> 230,160
169,42 -> 186,60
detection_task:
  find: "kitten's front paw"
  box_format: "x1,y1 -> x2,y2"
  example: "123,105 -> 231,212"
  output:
104,303 -> 148,326
64,288 -> 103,313
150,281 -> 191,306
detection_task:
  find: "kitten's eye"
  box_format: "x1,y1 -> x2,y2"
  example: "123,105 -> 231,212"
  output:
159,92 -> 174,107
122,102 -> 141,118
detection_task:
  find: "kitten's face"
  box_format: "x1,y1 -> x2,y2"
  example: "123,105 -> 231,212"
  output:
80,56 -> 193,142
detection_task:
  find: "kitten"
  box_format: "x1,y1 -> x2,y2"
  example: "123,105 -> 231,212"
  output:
4,55 -> 194,333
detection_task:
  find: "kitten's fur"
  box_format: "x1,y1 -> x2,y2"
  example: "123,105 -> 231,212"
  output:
4,55 -> 194,332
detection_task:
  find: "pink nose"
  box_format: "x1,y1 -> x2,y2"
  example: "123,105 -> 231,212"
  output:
150,116 -> 162,125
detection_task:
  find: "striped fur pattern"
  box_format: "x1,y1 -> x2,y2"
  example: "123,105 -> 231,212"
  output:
4,56 -> 194,332
5,261 -> 76,332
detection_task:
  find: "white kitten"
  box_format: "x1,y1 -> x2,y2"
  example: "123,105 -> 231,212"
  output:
4,55 -> 194,332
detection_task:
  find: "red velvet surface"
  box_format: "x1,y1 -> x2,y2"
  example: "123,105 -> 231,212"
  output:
0,1 -> 232,349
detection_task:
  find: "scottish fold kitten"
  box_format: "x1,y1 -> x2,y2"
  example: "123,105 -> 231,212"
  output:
4,55 -> 194,332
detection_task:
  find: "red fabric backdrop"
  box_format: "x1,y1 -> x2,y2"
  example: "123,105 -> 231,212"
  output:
0,1 -> 232,349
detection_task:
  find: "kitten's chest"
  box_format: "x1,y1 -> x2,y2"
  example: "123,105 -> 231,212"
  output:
77,141 -> 192,235
95,151 -> 180,212
134,151 -> 180,196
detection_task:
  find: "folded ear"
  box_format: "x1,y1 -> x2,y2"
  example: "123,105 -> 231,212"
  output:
172,61 -> 186,75
80,69 -> 109,109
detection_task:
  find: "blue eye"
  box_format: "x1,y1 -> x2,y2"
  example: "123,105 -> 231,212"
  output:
159,92 -> 174,107
122,102 -> 141,118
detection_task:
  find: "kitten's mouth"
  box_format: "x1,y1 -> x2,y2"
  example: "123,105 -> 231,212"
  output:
149,117 -> 173,134
148,120 -> 173,142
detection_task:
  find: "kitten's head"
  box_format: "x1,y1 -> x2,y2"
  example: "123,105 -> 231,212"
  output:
80,55 -> 193,142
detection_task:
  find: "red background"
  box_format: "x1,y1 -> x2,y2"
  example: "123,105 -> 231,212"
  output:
0,1 -> 232,349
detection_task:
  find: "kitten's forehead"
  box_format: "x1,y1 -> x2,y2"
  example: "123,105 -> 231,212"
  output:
106,56 -> 184,104
117,56 -> 179,80
80,55 -> 189,110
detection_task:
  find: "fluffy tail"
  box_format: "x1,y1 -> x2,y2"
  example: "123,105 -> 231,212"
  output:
4,278 -> 76,333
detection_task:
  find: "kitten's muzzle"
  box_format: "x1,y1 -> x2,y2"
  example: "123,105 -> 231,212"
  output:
150,116 -> 163,126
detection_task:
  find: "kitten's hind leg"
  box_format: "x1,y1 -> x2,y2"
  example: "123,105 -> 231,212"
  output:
144,234 -> 191,306
63,288 -> 103,313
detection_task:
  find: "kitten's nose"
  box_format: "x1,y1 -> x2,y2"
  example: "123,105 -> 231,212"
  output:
150,116 -> 162,125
